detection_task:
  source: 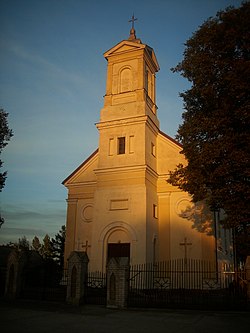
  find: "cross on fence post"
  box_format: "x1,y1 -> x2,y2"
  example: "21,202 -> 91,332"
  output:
179,237 -> 192,262
82,240 -> 91,255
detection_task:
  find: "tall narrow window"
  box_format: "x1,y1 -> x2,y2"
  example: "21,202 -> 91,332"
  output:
153,204 -> 158,219
148,71 -> 152,99
151,142 -> 156,157
118,137 -> 125,154
120,68 -> 132,93
145,69 -> 149,93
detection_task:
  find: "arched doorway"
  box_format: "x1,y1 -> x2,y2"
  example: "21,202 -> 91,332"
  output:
107,228 -> 131,261
99,221 -> 137,272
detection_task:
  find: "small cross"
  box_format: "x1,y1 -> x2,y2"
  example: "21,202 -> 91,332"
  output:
82,240 -> 91,254
179,237 -> 192,261
129,14 -> 138,30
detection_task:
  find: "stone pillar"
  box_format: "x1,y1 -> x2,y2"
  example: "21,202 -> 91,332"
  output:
64,198 -> 78,268
66,251 -> 89,305
5,250 -> 27,299
246,256 -> 250,304
107,257 -> 130,309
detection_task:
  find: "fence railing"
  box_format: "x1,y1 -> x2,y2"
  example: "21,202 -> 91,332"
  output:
84,271 -> 107,305
128,259 -> 247,309
129,259 -> 232,290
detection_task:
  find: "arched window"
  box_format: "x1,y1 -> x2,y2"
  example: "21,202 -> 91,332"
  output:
120,68 -> 132,92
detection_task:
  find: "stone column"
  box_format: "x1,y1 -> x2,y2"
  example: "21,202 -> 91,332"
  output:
66,251 -> 89,305
107,257 -> 130,309
64,198 -> 78,268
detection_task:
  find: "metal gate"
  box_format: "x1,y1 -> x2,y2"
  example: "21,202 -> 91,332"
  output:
84,271 -> 107,305
128,260 -> 247,310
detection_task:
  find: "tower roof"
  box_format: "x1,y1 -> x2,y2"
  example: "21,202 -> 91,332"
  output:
103,15 -> 159,71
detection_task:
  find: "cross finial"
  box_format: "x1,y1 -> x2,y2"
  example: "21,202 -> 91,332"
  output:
128,14 -> 139,41
129,14 -> 138,30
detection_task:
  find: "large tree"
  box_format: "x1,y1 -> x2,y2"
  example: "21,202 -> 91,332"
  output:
168,2 -> 250,234
0,108 -> 13,227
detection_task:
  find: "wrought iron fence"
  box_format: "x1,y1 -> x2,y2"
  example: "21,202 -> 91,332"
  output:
21,269 -> 68,302
128,260 -> 247,309
84,271 -> 107,305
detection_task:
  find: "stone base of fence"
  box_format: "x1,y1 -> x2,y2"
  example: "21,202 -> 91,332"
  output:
66,251 -> 89,305
5,250 -> 27,299
106,257 -> 129,309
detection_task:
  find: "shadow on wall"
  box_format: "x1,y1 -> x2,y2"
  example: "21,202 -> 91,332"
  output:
179,201 -> 214,236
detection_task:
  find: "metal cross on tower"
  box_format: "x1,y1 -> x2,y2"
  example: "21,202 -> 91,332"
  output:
129,14 -> 138,29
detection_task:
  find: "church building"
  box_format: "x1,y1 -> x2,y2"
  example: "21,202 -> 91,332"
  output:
63,25 -> 233,272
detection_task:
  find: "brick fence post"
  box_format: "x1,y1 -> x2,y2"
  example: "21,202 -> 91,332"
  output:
66,251 -> 89,305
5,250 -> 27,299
107,257 -> 129,309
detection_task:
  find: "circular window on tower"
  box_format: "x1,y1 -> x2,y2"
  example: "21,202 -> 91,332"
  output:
81,204 -> 93,223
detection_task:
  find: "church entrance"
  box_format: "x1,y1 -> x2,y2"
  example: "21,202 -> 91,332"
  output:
107,243 -> 130,259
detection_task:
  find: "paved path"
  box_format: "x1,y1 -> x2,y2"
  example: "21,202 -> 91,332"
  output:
1,300 -> 249,333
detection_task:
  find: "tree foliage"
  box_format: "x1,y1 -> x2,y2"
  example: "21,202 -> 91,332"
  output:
30,226 -> 66,268
31,236 -> 42,252
51,225 -> 66,268
168,3 -> 250,232
7,236 -> 30,250
0,108 -> 13,192
40,234 -> 53,260
5,226 -> 66,269
0,108 -> 13,227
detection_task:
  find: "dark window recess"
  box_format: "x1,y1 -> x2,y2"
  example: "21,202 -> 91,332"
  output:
118,137 -> 125,154
108,243 -> 130,258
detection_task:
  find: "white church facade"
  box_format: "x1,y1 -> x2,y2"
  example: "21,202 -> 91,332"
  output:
63,27 -> 233,272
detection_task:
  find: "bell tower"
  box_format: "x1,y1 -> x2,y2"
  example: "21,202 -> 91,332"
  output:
90,22 -> 161,268
101,24 -> 159,121
96,22 -> 160,171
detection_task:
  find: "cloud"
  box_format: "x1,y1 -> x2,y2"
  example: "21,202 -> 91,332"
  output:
0,227 -> 46,237
0,226 -> 56,245
2,39 -> 88,89
0,202 -> 66,244
1,204 -> 65,222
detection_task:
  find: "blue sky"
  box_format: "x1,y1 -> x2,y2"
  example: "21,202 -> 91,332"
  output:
0,0 -> 243,244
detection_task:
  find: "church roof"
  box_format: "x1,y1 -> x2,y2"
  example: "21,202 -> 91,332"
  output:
159,130 -> 183,148
62,148 -> 98,185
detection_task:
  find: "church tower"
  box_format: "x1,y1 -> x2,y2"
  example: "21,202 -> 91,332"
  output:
63,22 -> 225,273
92,25 -> 160,270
